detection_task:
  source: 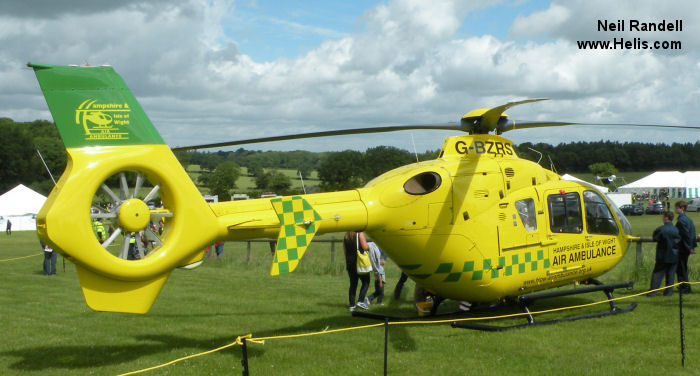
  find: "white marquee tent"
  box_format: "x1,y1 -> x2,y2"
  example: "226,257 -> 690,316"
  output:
0,184 -> 47,231
617,171 -> 700,198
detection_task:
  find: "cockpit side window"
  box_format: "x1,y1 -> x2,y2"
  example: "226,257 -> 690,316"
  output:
404,172 -> 442,195
548,192 -> 583,233
515,198 -> 537,231
583,190 -> 619,235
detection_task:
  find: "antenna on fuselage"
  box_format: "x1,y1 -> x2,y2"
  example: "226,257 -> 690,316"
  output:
527,147 -> 543,164
410,133 -> 419,164
298,170 -> 307,194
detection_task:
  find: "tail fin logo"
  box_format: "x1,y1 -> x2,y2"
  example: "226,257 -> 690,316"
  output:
75,99 -> 131,141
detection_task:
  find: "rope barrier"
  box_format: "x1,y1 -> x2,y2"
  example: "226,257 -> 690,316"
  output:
0,253 -> 42,262
116,281 -> 699,375
116,335 -> 259,376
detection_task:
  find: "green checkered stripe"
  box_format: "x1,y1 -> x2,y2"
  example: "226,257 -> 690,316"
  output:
403,249 -> 549,282
269,196 -> 322,275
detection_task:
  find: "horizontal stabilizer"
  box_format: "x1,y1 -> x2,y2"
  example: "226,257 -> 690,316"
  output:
270,196 -> 322,275
178,250 -> 206,269
75,265 -> 170,314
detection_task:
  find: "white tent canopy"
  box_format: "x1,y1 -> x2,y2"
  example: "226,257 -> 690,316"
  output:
684,172 -> 700,198
0,184 -> 47,231
617,171 -> 700,198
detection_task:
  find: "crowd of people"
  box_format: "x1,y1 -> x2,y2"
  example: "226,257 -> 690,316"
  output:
648,200 -> 697,296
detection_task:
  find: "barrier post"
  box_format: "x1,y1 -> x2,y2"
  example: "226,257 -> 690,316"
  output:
384,318 -> 389,376
241,337 -> 250,376
330,240 -> 335,264
246,241 -> 251,263
680,286 -> 686,367
635,241 -> 643,268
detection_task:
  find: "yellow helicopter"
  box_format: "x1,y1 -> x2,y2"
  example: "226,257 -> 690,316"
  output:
29,63 -> 693,327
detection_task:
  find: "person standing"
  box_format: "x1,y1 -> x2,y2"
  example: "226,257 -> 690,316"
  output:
127,233 -> 139,260
343,231 -> 370,311
42,242 -> 57,275
93,218 -> 105,243
214,241 -> 225,259
648,211 -> 680,297
675,201 -> 697,293
366,240 -> 386,305
6,219 -> 11,235
394,272 -> 409,300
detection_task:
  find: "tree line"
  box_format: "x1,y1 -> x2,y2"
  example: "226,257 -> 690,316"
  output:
3,118 -> 700,197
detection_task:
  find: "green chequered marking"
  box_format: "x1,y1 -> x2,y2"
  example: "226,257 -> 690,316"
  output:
402,250 -> 549,283
278,260 -> 289,274
463,261 -> 474,272
435,263 -> 453,273
285,224 -> 296,237
269,196 -> 322,275
458,249 -> 549,281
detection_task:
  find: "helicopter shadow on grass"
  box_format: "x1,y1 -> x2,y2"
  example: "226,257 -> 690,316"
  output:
0,330 -> 270,372
316,301 -> 420,352
0,308 -> 417,372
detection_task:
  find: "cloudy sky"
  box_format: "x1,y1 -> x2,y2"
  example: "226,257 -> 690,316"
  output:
1,0 -> 698,152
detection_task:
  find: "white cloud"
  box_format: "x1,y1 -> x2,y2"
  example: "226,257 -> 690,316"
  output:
510,3 -> 571,38
1,0 -> 698,152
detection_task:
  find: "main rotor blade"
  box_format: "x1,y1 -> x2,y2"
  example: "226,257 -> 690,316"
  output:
171,123 -> 460,151
480,99 -> 547,131
500,120 -> 700,133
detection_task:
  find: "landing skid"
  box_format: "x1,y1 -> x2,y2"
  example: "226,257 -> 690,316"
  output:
452,280 -> 637,331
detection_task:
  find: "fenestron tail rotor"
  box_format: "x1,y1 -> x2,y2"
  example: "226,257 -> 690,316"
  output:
90,170 -> 173,261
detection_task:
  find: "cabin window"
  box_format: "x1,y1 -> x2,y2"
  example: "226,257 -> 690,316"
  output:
403,172 -> 442,195
515,198 -> 537,231
548,192 -> 582,233
583,190 -> 619,235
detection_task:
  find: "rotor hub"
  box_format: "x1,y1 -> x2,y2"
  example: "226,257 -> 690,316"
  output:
118,198 -> 151,232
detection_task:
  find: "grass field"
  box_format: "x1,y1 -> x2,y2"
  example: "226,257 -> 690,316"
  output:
2,212 -> 700,375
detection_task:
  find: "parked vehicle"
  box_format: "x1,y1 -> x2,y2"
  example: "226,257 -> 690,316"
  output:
620,204 -> 644,216
645,202 -> 665,214
687,199 -> 700,212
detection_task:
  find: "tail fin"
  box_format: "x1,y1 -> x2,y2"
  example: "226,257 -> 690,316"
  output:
30,63 -> 218,313
270,196 -> 322,275
28,63 -> 164,148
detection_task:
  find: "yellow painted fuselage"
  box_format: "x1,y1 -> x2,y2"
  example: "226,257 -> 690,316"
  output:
38,134 -> 631,313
